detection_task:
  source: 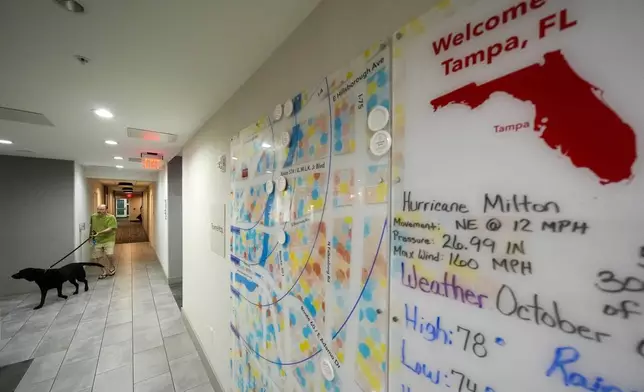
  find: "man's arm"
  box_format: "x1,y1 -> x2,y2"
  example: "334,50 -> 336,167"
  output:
109,215 -> 118,230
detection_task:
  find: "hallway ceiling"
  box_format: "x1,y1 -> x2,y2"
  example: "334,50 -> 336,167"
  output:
0,0 -> 320,174
102,180 -> 151,193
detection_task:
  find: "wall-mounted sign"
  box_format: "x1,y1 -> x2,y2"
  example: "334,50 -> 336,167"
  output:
210,203 -> 226,258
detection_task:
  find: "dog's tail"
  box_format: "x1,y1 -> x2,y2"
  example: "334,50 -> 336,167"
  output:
78,262 -> 105,268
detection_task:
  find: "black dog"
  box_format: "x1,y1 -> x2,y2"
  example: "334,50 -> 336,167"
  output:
11,262 -> 105,310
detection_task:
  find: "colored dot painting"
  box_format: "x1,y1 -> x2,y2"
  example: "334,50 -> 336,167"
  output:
366,67 -> 390,115
292,113 -> 330,165
333,168 -> 354,207
255,148 -> 276,176
238,183 -> 268,224
355,216 -> 389,392
330,217 -> 353,376
333,97 -> 356,155
288,221 -> 324,248
365,164 -> 389,204
291,172 -> 328,221
286,222 -> 327,330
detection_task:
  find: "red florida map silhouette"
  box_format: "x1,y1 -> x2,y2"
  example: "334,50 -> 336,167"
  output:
430,50 -> 637,185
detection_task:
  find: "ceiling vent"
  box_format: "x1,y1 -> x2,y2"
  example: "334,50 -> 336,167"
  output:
0,106 -> 54,126
128,157 -> 142,163
127,127 -> 178,143
118,182 -> 133,186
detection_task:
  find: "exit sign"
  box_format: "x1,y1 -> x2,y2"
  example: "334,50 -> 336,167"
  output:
142,157 -> 163,170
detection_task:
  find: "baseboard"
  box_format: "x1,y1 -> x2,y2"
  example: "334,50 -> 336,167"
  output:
182,310 -> 225,392
168,276 -> 182,285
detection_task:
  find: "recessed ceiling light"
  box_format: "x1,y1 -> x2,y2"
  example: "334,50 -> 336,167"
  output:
105,140 -> 118,145
0,139 -> 13,145
114,156 -> 123,160
116,165 -> 124,169
261,142 -> 271,149
93,108 -> 114,119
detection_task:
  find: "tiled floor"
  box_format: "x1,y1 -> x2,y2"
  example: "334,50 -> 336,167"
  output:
0,243 -> 212,392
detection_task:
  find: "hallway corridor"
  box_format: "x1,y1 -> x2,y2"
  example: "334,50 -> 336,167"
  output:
0,243 -> 212,392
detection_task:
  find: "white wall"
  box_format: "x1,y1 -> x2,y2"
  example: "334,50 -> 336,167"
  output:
155,169 -> 169,276
181,0 -> 437,389
73,163 -> 90,262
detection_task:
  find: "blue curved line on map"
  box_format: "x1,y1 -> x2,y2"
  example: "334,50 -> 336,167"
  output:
239,241 -> 279,267
263,194 -> 275,229
283,123 -> 302,168
283,92 -> 304,169
236,154 -> 295,268
230,218 -> 388,366
236,77 -> 333,308
234,116 -> 278,232
258,234 -> 271,267
238,104 -> 302,263
234,272 -> 258,292
230,254 -> 241,266
234,184 -> 275,233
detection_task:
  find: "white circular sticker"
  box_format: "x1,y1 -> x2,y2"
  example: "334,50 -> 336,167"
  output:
320,358 -> 334,381
367,105 -> 390,131
281,131 -> 291,148
265,180 -> 274,194
273,104 -> 283,121
277,230 -> 287,245
284,99 -> 294,118
277,176 -> 288,191
369,130 -> 392,156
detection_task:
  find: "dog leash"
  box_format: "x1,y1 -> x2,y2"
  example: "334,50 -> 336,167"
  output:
48,236 -> 92,269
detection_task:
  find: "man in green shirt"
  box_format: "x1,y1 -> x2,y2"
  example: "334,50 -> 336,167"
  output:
90,204 -> 118,279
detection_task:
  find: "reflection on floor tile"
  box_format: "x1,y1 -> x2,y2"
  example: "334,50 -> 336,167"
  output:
50,356 -> 97,392
93,364 -> 133,392
97,339 -> 132,374
186,383 -> 215,392
15,377 -> 54,392
164,332 -> 196,361
0,243 -> 214,392
134,345 -> 169,383
18,350 -> 64,385
134,372 -> 175,392
169,353 -> 210,392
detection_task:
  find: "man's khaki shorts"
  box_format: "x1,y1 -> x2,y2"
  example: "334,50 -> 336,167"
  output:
92,242 -> 115,259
